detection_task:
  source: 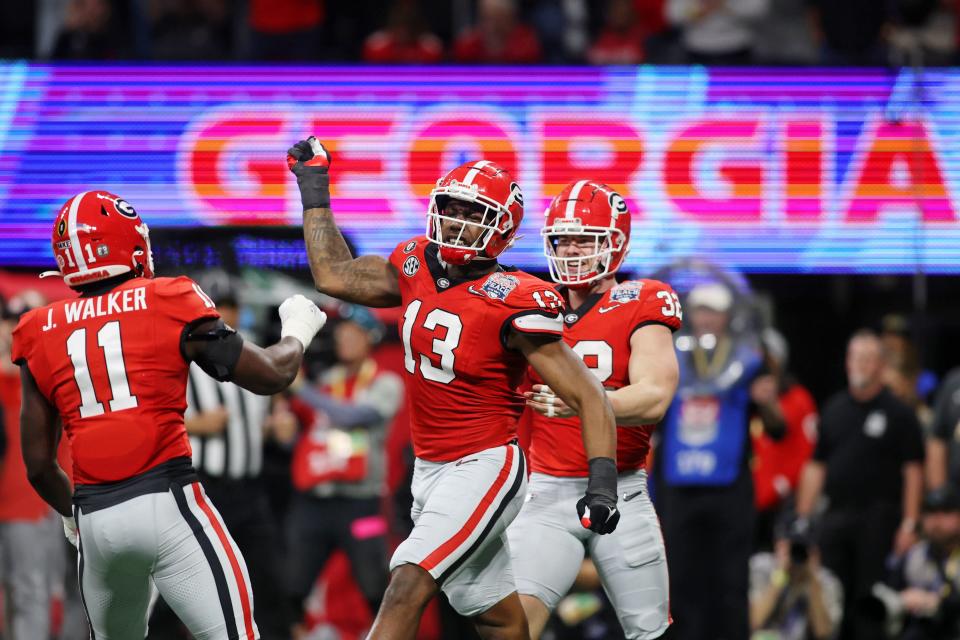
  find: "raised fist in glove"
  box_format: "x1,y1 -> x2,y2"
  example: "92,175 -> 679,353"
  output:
287,136 -> 332,211
576,457 -> 620,534
279,294 -> 327,352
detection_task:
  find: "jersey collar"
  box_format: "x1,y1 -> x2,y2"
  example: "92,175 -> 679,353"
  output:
77,273 -> 140,298
424,243 -> 514,293
560,288 -> 605,326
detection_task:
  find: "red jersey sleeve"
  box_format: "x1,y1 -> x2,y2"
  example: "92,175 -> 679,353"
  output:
619,279 -> 683,335
496,273 -> 564,344
389,237 -> 428,273
10,308 -> 41,367
152,276 -> 221,327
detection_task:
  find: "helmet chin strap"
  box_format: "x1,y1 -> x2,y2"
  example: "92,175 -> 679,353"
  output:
468,254 -> 496,262
557,254 -> 606,287
460,223 -> 515,263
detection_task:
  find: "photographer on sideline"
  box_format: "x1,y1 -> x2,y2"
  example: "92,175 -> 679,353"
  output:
877,487 -> 960,640
749,514 -> 843,640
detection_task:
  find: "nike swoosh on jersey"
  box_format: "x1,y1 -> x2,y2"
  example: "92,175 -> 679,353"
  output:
456,458 -> 479,466
623,489 -> 644,502
598,305 -> 621,314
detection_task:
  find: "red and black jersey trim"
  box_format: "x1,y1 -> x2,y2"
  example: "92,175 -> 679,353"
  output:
560,292 -> 605,326
630,319 -> 681,337
73,456 -> 198,513
76,273 -> 139,298
423,243 -> 518,294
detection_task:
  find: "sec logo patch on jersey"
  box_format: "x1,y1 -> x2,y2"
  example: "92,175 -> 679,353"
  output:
403,255 -> 420,277
610,281 -> 643,303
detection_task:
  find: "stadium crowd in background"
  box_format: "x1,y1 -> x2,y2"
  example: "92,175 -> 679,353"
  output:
0,0 -> 951,66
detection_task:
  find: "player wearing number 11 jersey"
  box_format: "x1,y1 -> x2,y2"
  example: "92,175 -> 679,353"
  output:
288,137 -> 619,640
12,191 -> 327,639
508,180 -> 682,639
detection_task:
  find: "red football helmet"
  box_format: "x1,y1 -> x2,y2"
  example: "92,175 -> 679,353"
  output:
42,191 -> 155,289
426,160 -> 524,265
542,180 -> 631,288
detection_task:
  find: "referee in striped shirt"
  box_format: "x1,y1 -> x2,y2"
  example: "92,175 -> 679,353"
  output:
151,271 -> 293,639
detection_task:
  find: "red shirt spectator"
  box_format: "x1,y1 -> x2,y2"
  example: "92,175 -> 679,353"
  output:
364,32 -> 443,63
0,369 -> 72,521
249,0 -> 323,34
454,0 -> 542,63
752,381 -> 817,511
0,369 -> 46,522
453,25 -> 541,63
635,0 -> 667,36
589,0 -> 664,64
589,28 -> 646,64
0,293 -> 71,522
363,2 -> 443,63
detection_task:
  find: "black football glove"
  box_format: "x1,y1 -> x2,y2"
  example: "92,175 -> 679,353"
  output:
576,457 -> 620,535
286,136 -> 331,211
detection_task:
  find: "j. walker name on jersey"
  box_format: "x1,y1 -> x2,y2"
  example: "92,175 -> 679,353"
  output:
44,287 -> 149,331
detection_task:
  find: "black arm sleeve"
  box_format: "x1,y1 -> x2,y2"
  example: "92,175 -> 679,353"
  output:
181,318 -> 245,382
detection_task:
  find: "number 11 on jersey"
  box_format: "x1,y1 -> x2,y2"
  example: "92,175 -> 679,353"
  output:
66,320 -> 138,418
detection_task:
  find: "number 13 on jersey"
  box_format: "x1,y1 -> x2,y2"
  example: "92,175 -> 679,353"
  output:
402,300 -> 463,385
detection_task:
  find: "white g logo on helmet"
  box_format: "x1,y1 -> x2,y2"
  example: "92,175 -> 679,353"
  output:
609,192 -> 628,217
115,199 -> 138,219
508,182 -> 524,208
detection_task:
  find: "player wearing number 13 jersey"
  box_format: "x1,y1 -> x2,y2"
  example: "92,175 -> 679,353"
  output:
508,180 -> 682,639
12,191 -> 327,639
288,137 -> 619,640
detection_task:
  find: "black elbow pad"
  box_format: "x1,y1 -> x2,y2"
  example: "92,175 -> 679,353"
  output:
182,319 -> 244,381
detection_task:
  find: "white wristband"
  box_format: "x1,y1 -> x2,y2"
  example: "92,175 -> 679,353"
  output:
278,294 -> 327,352
281,321 -> 314,353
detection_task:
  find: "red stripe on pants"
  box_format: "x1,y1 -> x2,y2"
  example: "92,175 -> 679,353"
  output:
192,483 -> 255,640
421,446 -> 515,572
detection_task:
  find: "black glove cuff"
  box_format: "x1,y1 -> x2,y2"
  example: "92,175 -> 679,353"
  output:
297,171 -> 330,210
586,457 -> 618,500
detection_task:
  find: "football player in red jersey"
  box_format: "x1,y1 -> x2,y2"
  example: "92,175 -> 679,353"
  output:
287,137 -> 619,640
12,191 -> 327,640
508,180 -> 682,639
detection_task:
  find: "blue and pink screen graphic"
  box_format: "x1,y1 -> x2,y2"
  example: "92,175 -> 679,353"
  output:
1,63 -> 958,273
